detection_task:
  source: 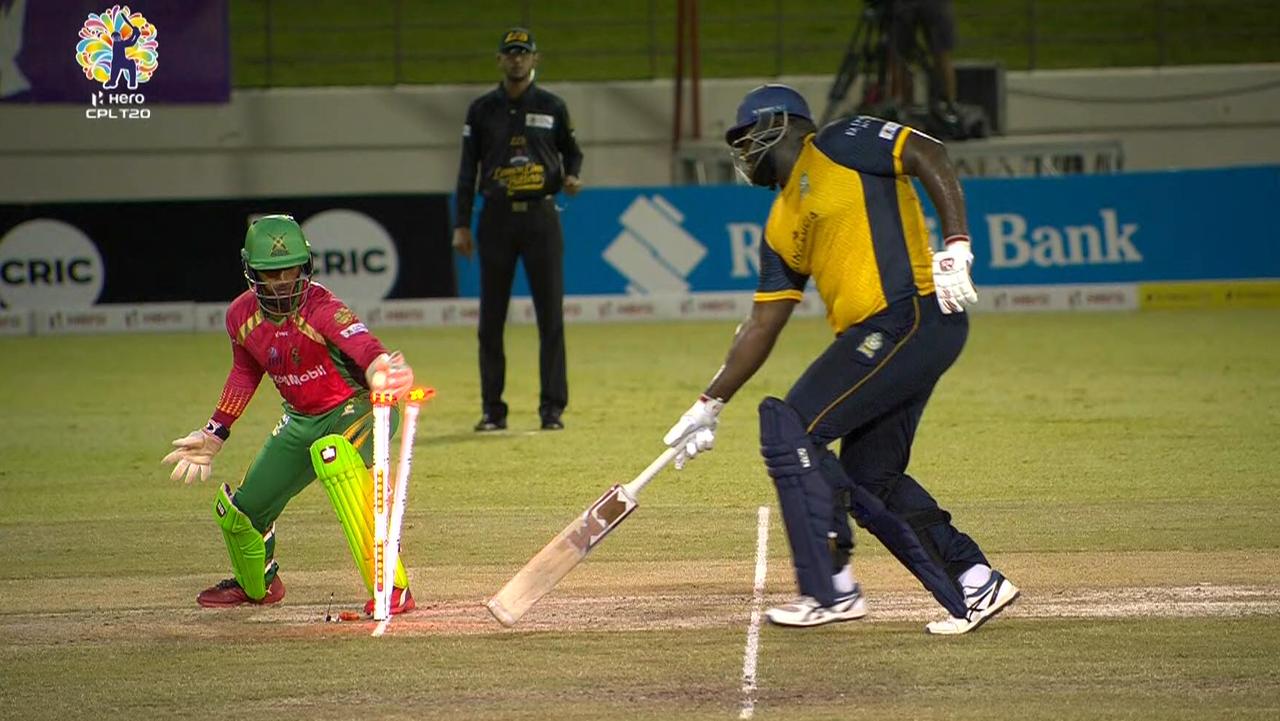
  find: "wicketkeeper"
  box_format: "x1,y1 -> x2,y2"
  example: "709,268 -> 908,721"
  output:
162,214 -> 419,614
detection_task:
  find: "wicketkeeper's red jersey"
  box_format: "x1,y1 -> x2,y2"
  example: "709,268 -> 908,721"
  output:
209,283 -> 386,431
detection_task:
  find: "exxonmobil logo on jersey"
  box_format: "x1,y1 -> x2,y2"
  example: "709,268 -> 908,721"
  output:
270,364 -> 327,387
984,209 -> 1142,269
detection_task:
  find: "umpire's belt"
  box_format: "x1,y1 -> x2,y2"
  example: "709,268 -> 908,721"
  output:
489,195 -> 553,212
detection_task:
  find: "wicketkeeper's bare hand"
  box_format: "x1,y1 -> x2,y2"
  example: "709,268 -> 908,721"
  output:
162,430 -> 223,484
366,351 -> 415,398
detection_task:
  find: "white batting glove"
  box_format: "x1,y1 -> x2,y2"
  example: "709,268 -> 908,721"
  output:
366,351 -> 414,398
932,238 -> 978,314
162,429 -> 224,484
662,395 -> 726,470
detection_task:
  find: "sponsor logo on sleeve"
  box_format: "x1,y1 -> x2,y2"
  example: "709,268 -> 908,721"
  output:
339,321 -> 368,338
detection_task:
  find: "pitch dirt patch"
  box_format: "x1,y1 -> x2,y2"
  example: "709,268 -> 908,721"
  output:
3,584 -> 1277,644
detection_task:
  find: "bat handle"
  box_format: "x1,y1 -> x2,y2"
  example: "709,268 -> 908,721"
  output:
621,446 -> 680,498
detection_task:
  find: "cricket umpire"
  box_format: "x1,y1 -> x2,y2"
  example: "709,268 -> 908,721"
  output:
452,27 -> 584,432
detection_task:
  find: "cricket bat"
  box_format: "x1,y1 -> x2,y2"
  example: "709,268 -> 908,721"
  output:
486,447 -> 679,626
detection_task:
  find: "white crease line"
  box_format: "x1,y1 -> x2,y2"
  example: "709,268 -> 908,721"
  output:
739,505 -> 770,720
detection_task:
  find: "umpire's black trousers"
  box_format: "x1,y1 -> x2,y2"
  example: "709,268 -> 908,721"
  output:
476,195 -> 568,420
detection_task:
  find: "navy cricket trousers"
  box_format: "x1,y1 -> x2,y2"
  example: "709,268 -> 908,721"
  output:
784,294 -> 989,581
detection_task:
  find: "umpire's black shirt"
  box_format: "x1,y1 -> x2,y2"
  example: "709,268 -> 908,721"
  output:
454,82 -> 584,228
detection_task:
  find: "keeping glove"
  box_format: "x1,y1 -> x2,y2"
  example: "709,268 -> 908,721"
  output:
932,237 -> 978,314
662,395 -> 726,470
162,429 -> 224,484
366,351 -> 414,398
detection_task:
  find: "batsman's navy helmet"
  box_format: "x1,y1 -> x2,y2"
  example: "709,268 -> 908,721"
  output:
724,83 -> 812,144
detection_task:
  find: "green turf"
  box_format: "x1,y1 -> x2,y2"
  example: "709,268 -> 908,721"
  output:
228,0 -> 1280,87
4,621 -> 1278,720
1,309 -> 1279,719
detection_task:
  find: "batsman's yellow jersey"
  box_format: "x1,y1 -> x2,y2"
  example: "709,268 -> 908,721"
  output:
755,116 -> 936,333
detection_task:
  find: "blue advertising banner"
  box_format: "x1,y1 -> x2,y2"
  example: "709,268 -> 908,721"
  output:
454,166 -> 1279,298
960,165 -> 1279,284
0,0 -> 229,103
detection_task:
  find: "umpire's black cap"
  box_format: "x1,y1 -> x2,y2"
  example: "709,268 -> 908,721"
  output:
499,27 -> 536,53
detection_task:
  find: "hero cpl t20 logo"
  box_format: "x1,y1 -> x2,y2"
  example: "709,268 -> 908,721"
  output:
74,5 -> 158,120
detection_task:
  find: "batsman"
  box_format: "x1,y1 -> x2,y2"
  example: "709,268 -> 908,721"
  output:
663,85 -> 1018,634
162,214 -> 419,615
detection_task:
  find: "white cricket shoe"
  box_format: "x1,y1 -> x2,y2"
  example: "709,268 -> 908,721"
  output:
926,570 -> 1020,635
765,586 -> 868,628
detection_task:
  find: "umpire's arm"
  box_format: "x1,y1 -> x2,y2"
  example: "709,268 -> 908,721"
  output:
452,101 -> 482,257
454,100 -> 482,229
557,99 -> 584,194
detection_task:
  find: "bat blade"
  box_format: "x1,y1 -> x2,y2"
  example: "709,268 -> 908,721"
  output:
486,483 -> 638,627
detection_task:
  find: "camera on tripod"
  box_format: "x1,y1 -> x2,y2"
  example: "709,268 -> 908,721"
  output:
823,0 -> 993,141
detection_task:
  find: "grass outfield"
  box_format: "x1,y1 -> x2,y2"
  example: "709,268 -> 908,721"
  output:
1,309 -> 1278,719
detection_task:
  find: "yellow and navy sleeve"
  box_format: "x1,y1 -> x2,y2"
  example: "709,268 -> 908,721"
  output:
754,239 -> 807,303
811,115 -> 912,177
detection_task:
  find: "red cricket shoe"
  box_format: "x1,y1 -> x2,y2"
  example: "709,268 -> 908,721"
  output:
197,575 -> 286,608
363,586 -> 416,616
